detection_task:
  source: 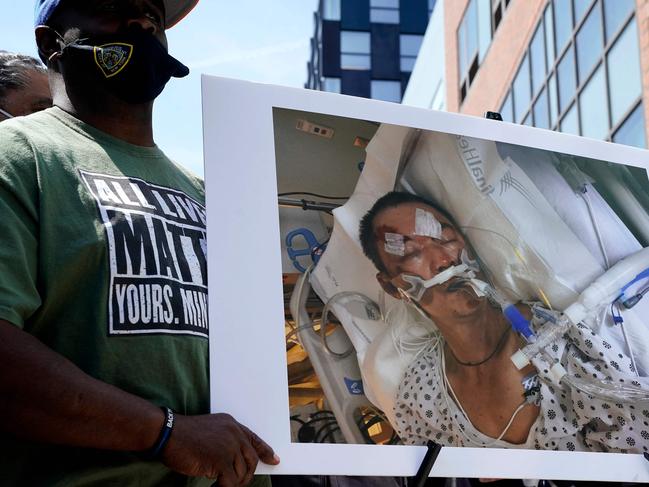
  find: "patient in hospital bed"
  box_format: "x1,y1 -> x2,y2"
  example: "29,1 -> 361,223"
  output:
358,190 -> 649,453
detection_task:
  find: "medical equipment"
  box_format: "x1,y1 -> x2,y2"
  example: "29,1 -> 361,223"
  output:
282,119 -> 649,443
510,246 -> 649,403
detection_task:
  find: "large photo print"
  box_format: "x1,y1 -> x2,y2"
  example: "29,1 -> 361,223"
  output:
274,107 -> 649,453
203,77 -> 649,480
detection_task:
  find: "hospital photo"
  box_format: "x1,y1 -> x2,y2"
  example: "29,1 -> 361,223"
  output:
273,106 -> 649,454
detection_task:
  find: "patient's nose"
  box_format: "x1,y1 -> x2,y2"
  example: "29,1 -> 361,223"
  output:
426,245 -> 455,276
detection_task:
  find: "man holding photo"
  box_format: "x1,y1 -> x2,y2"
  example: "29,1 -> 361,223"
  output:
0,1 -> 277,485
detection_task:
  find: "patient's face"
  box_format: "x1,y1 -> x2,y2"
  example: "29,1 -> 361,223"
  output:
373,202 -> 484,321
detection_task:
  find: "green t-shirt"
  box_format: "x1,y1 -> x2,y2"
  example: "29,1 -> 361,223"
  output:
0,107 -> 227,486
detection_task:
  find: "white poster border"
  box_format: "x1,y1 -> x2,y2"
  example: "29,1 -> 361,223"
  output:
202,75 -> 649,482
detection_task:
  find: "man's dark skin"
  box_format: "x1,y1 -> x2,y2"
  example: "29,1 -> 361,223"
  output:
0,1 -> 279,485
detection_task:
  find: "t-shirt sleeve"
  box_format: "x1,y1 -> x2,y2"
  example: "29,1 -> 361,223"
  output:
0,125 -> 41,328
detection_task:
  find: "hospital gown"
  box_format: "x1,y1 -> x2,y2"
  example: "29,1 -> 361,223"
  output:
393,319 -> 649,453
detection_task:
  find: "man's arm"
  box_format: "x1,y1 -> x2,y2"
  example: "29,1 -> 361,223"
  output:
0,319 -> 278,486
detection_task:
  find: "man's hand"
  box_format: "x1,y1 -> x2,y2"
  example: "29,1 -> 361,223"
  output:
162,413 -> 280,487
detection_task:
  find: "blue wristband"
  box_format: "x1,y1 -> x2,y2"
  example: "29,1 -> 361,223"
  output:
145,407 -> 174,460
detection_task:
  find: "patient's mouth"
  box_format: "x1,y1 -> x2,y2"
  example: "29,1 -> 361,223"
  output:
446,278 -> 470,293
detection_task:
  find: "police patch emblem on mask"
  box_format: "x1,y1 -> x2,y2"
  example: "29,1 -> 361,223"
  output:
93,43 -> 134,78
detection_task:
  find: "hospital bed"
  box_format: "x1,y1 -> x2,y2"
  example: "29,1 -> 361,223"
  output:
289,124 -> 649,443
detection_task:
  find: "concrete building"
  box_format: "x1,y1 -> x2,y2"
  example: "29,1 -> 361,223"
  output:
405,0 -> 647,149
306,0 -> 437,102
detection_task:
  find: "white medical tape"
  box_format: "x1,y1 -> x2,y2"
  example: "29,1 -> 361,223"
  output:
384,232 -> 405,256
414,208 -> 442,239
460,248 -> 480,272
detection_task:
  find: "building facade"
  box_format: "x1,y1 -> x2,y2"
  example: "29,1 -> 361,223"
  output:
442,0 -> 647,148
306,0 -> 436,102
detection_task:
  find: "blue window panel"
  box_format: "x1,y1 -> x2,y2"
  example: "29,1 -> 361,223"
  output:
477,0 -> 491,62
553,0 -> 574,56
607,20 -> 642,125
575,2 -> 602,83
400,0 -> 429,34
513,53 -> 531,123
573,0 -> 593,26
341,70 -> 371,98
530,22 -> 546,96
560,102 -> 580,135
603,0 -> 635,43
613,103 -> 646,149
534,87 -> 550,129
557,45 -> 576,113
371,80 -> 402,102
500,91 -> 514,123
544,4 -> 556,69
341,0 -> 370,30
579,64 -> 608,140
322,21 -> 341,77
458,21 -> 468,79
549,74 -> 559,128
371,23 -> 400,79
466,0 -> 478,67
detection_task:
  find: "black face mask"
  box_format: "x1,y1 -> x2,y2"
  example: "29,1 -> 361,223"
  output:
60,27 -> 189,104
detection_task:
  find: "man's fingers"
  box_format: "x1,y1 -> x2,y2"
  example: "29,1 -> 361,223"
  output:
232,453 -> 248,485
216,467 -> 238,487
241,443 -> 259,475
240,425 -> 279,465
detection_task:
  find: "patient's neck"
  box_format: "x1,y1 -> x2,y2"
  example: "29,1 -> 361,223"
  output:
437,303 -> 521,373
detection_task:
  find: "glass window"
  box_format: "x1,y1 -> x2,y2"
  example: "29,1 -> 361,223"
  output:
370,8 -> 399,23
560,103 -> 580,135
603,0 -> 635,43
400,34 -> 423,73
341,54 -> 371,70
534,88 -> 550,129
323,0 -> 341,20
553,0 -> 573,55
501,91 -> 513,122
523,113 -> 533,126
341,31 -> 371,53
607,20 -> 642,125
466,0 -> 479,65
371,80 -> 401,102
477,0 -> 491,61
573,0 -> 593,25
323,77 -> 341,93
613,103 -> 646,148
513,54 -> 531,123
575,2 -> 602,83
400,34 -> 423,56
549,74 -> 559,128
557,45 -> 576,113
341,31 -> 371,70
458,22 -> 468,78
544,4 -> 556,69
371,0 -> 398,7
579,64 -> 608,139
530,23 -> 546,96
400,57 -> 416,72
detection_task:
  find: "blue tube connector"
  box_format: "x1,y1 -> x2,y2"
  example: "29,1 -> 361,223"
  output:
503,305 -> 535,342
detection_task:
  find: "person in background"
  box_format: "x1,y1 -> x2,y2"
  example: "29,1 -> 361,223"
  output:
0,50 -> 51,120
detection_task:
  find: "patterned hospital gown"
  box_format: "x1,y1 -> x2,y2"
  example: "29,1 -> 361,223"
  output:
393,320 -> 649,453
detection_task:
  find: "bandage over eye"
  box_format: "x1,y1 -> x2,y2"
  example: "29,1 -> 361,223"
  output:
384,232 -> 405,256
